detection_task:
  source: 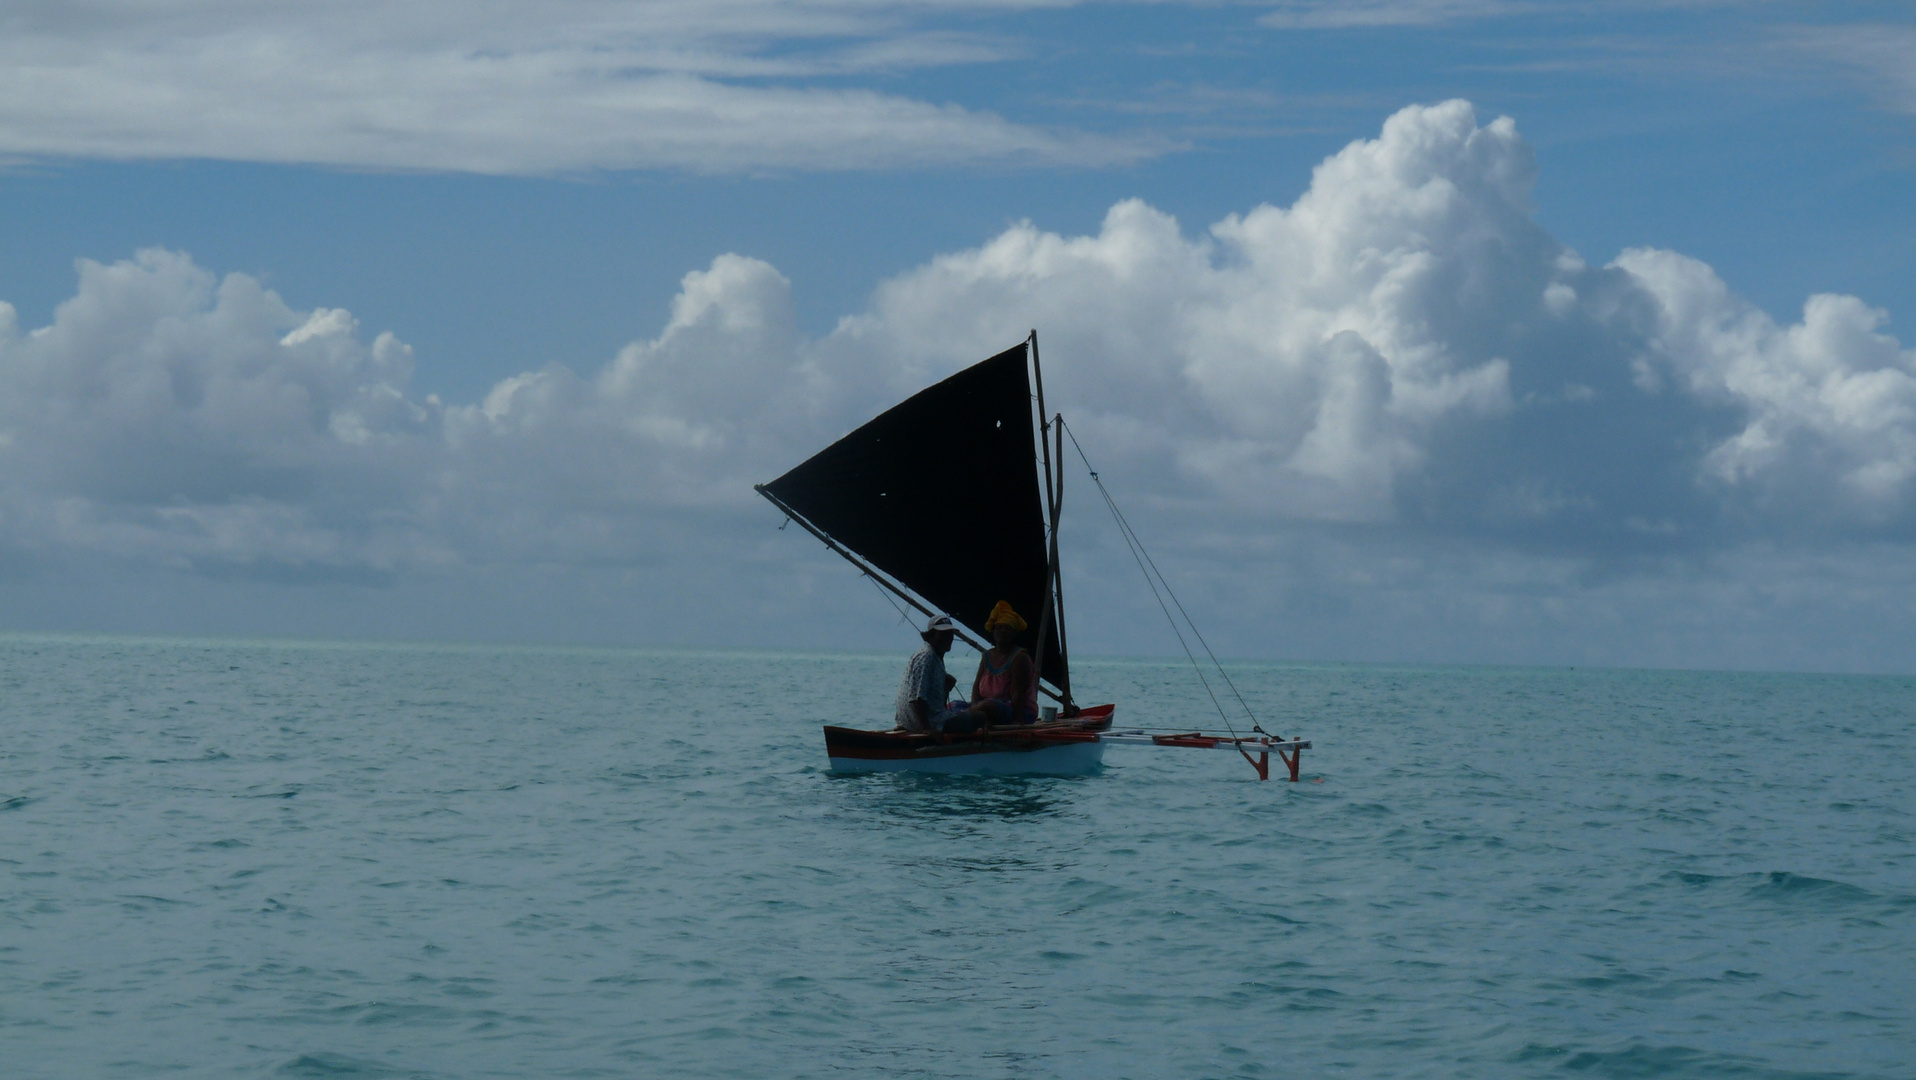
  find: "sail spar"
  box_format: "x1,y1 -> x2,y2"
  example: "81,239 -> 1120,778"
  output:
757,342 -> 1068,698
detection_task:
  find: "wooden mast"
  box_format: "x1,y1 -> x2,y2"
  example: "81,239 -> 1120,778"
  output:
1050,414 -> 1071,705
1028,330 -> 1070,706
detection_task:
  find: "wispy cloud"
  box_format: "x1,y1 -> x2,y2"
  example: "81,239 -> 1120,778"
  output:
1258,0 -> 1547,29
0,0 -> 1160,173
1256,1 -> 1765,31
4,2 -> 1900,174
1787,24 -> 1916,113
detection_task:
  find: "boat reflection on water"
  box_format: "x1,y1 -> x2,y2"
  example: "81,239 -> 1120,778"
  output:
826,770 -> 1087,822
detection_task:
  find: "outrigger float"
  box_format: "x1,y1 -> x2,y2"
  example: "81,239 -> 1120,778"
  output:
758,332 -> 1311,781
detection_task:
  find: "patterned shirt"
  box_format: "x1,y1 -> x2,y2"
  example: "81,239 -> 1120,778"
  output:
893,644 -> 948,732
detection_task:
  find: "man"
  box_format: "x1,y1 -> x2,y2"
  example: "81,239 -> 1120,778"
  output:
894,614 -> 981,735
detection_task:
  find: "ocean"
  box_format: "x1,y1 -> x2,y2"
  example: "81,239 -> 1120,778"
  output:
1,634 -> 1910,1078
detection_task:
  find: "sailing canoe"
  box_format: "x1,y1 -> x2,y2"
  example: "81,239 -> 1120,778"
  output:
759,334 -> 1088,776
759,334 -> 1311,780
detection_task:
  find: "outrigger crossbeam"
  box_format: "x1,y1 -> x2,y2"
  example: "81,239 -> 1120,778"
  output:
1099,731 -> 1312,782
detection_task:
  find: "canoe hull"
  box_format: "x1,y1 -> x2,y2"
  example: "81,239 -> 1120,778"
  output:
829,740 -> 1105,776
825,704 -> 1114,777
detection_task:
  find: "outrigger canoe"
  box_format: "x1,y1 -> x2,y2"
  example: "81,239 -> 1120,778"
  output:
759,332 -> 1311,781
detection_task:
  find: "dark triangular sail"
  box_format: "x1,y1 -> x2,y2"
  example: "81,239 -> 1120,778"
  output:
760,343 -> 1067,695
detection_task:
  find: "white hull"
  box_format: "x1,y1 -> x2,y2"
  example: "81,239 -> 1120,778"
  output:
829,740 -> 1105,776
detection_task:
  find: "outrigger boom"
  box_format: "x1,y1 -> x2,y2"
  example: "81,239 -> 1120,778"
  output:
1100,731 -> 1312,782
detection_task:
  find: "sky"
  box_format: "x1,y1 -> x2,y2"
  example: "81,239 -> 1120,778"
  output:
2,0 -> 1915,672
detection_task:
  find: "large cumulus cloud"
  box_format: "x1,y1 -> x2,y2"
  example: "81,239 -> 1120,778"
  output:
5,100 -> 1914,665
0,251 -> 439,572
835,101 -> 1916,544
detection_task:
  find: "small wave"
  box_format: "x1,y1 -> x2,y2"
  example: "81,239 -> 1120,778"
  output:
1749,871 -> 1877,908
1656,869 -> 1884,911
1551,1040 -> 1857,1078
1342,801 -> 1393,816
119,894 -> 188,909
143,748 -> 233,764
275,1053 -> 399,1077
350,1002 -> 461,1027
1666,871 -> 1731,888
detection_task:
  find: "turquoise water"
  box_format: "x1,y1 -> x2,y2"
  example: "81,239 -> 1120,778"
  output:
1,635 -> 1911,1078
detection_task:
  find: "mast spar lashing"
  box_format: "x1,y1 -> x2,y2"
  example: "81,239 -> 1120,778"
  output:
1029,330 -> 1071,709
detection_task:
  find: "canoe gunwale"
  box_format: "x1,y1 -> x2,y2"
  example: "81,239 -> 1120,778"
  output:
824,705 -> 1113,765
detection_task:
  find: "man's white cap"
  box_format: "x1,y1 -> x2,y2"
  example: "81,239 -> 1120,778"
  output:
924,614 -> 957,634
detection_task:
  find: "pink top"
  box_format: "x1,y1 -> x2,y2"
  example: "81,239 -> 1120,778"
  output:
976,648 -> 1038,721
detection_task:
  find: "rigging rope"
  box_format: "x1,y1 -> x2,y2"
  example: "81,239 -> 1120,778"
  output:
1060,420 -> 1268,740
865,571 -> 916,628
862,569 -> 975,659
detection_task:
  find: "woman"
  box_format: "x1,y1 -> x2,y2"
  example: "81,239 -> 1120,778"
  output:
969,601 -> 1038,727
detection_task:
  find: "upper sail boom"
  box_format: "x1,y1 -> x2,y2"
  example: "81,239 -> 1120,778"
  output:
761,342 -> 1067,694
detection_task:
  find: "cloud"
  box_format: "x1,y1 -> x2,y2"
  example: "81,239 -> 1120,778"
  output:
1255,1 -> 1757,31
6,99 -> 1916,664
0,250 -> 441,571
827,100 -> 1916,540
450,253 -> 818,518
0,1 -> 1159,173
1621,249 -> 1916,517
833,104 -> 1541,522
1787,24 -> 1916,114
1257,1 -> 1544,29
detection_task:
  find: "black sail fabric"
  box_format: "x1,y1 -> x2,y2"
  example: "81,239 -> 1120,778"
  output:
762,343 -> 1067,695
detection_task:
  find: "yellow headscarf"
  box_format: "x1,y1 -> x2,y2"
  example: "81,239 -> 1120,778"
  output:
984,601 -> 1027,634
